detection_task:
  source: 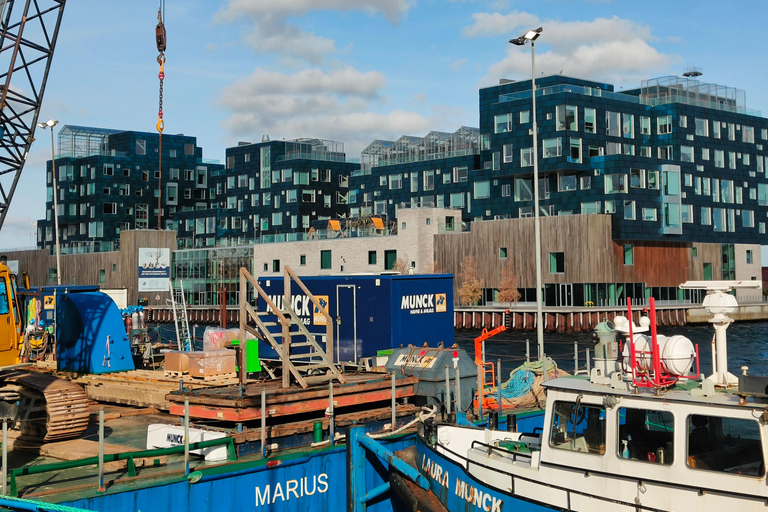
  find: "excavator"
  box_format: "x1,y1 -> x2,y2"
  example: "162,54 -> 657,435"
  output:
0,260 -> 91,441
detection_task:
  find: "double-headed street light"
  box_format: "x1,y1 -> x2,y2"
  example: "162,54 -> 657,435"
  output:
510,27 -> 545,366
37,119 -> 61,285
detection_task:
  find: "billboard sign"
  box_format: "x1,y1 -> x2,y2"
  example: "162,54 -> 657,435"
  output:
138,248 -> 170,292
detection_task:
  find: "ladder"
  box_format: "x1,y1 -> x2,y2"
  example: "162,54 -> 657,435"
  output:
167,280 -> 192,351
239,266 -> 344,389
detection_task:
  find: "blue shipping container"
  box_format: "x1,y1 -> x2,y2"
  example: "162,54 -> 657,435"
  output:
257,274 -> 454,364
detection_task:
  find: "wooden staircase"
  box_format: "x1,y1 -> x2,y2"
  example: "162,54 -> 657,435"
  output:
238,266 -> 345,389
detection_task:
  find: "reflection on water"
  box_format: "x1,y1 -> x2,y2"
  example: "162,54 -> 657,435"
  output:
454,321 -> 768,378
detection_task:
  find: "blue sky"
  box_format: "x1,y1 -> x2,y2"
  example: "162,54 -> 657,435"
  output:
2,0 -> 768,251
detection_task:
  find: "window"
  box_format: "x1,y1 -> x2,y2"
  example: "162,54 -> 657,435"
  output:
624,245 -> 634,265
550,400 -> 605,455
713,121 -> 721,139
713,208 -> 726,232
558,174 -> 577,192
103,164 -> 114,176
499,247 -> 507,259
320,250 -> 332,269
474,181 -> 490,199
639,116 -> 650,135
521,147 -> 533,167
368,251 -> 377,265
657,146 -> 672,160
556,105 -> 577,131
549,252 -> 564,273
743,210 -> 755,228
423,170 -> 435,191
519,110 -> 530,124
580,176 -> 591,190
695,118 -> 708,136
136,139 -> 146,155
299,255 -> 306,266
605,174 -> 627,194
502,184 -> 511,197
619,408 -> 673,465
687,414 -> 763,476
389,174 -> 402,190
680,146 -> 694,163
543,138 -> 561,158
569,138 -> 581,163
584,108 -> 595,134
606,111 -> 620,136
657,116 -> 672,134
503,143 -> 514,163
624,200 -> 636,220
495,113 -> 512,134
384,250 -> 397,270
606,142 -> 621,155
728,152 -> 736,170
642,208 -> 657,221
679,115 -> 687,128
747,249 -> 754,264
453,166 -> 468,182
515,177 -> 532,201
449,192 -> 464,208
630,169 -> 645,188
622,113 -> 634,138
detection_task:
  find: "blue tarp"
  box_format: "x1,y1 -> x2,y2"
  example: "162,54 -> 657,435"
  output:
56,292 -> 134,374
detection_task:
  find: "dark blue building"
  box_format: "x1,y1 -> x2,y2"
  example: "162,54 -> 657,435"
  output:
175,137 -> 359,248
351,75 -> 768,247
37,126 -> 222,253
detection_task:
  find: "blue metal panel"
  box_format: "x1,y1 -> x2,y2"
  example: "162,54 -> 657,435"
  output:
256,274 -> 454,363
56,292 -> 134,374
61,435 -> 418,512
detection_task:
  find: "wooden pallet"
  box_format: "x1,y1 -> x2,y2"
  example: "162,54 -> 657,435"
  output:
189,372 -> 237,382
164,370 -> 188,378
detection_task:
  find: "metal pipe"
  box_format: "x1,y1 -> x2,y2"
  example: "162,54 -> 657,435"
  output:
574,341 -> 578,373
390,372 -> 396,431
586,348 -> 591,374
98,408 -> 105,492
184,399 -> 189,476
261,388 -> 266,458
2,419 -> 6,496
476,364 -> 483,420
455,367 -> 461,419
525,339 -> 530,363
444,366 -> 451,416
329,381 -> 335,445
497,359 -> 502,417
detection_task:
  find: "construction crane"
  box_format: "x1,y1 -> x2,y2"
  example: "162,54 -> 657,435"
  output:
0,0 -> 66,231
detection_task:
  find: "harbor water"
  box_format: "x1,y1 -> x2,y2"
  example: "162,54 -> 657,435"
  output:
454,321 -> 768,380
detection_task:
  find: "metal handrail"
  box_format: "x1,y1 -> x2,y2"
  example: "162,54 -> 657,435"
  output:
10,437 -> 237,497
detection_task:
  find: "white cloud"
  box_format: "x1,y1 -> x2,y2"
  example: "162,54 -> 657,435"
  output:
474,14 -> 679,86
218,67 -> 435,156
217,0 -> 411,23
216,0 -> 412,64
450,58 -> 468,71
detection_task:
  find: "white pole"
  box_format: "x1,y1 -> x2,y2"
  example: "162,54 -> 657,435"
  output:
531,40 -> 544,363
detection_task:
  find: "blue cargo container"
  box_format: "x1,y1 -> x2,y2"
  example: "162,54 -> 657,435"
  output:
257,274 -> 454,363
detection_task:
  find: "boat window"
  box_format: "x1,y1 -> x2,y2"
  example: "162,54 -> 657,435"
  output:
686,414 -> 765,477
550,400 -> 605,455
617,407 -> 673,465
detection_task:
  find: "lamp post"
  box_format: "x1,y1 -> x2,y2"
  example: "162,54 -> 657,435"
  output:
510,28 -> 545,363
37,119 -> 61,285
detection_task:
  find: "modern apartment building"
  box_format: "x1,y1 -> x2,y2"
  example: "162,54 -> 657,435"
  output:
36,126 -> 222,253
174,137 -> 359,248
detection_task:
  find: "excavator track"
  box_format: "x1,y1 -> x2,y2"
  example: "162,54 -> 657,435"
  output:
0,370 -> 89,442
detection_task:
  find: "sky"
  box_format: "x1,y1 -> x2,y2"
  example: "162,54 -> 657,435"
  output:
2,0 -> 768,253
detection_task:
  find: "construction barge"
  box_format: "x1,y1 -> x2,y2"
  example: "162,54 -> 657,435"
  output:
0,263 -> 466,511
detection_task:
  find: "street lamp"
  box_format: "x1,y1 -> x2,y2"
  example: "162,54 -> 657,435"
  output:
37,119 -> 61,285
510,27 -> 545,366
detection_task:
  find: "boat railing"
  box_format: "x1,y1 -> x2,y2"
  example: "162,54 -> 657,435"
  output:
471,439 -> 534,464
9,436 -> 238,497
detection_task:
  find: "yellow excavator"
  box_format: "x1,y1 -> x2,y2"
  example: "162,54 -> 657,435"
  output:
0,261 -> 90,441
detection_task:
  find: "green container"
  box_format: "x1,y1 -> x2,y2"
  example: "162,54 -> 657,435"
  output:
230,339 -> 261,372
313,421 -> 323,443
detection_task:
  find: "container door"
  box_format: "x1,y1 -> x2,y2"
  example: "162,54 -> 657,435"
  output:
335,285 -> 358,363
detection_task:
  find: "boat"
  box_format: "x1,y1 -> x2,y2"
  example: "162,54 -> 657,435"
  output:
409,280 -> 768,511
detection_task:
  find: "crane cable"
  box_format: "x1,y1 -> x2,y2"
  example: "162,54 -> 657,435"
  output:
155,2 -> 166,231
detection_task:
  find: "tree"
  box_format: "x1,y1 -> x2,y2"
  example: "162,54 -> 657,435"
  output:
392,255 -> 410,274
497,260 -> 521,305
425,260 -> 441,274
458,256 -> 483,306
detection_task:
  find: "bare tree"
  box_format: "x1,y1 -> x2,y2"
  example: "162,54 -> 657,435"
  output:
424,260 -> 441,274
392,255 -> 410,274
458,255 -> 483,306
497,259 -> 521,305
